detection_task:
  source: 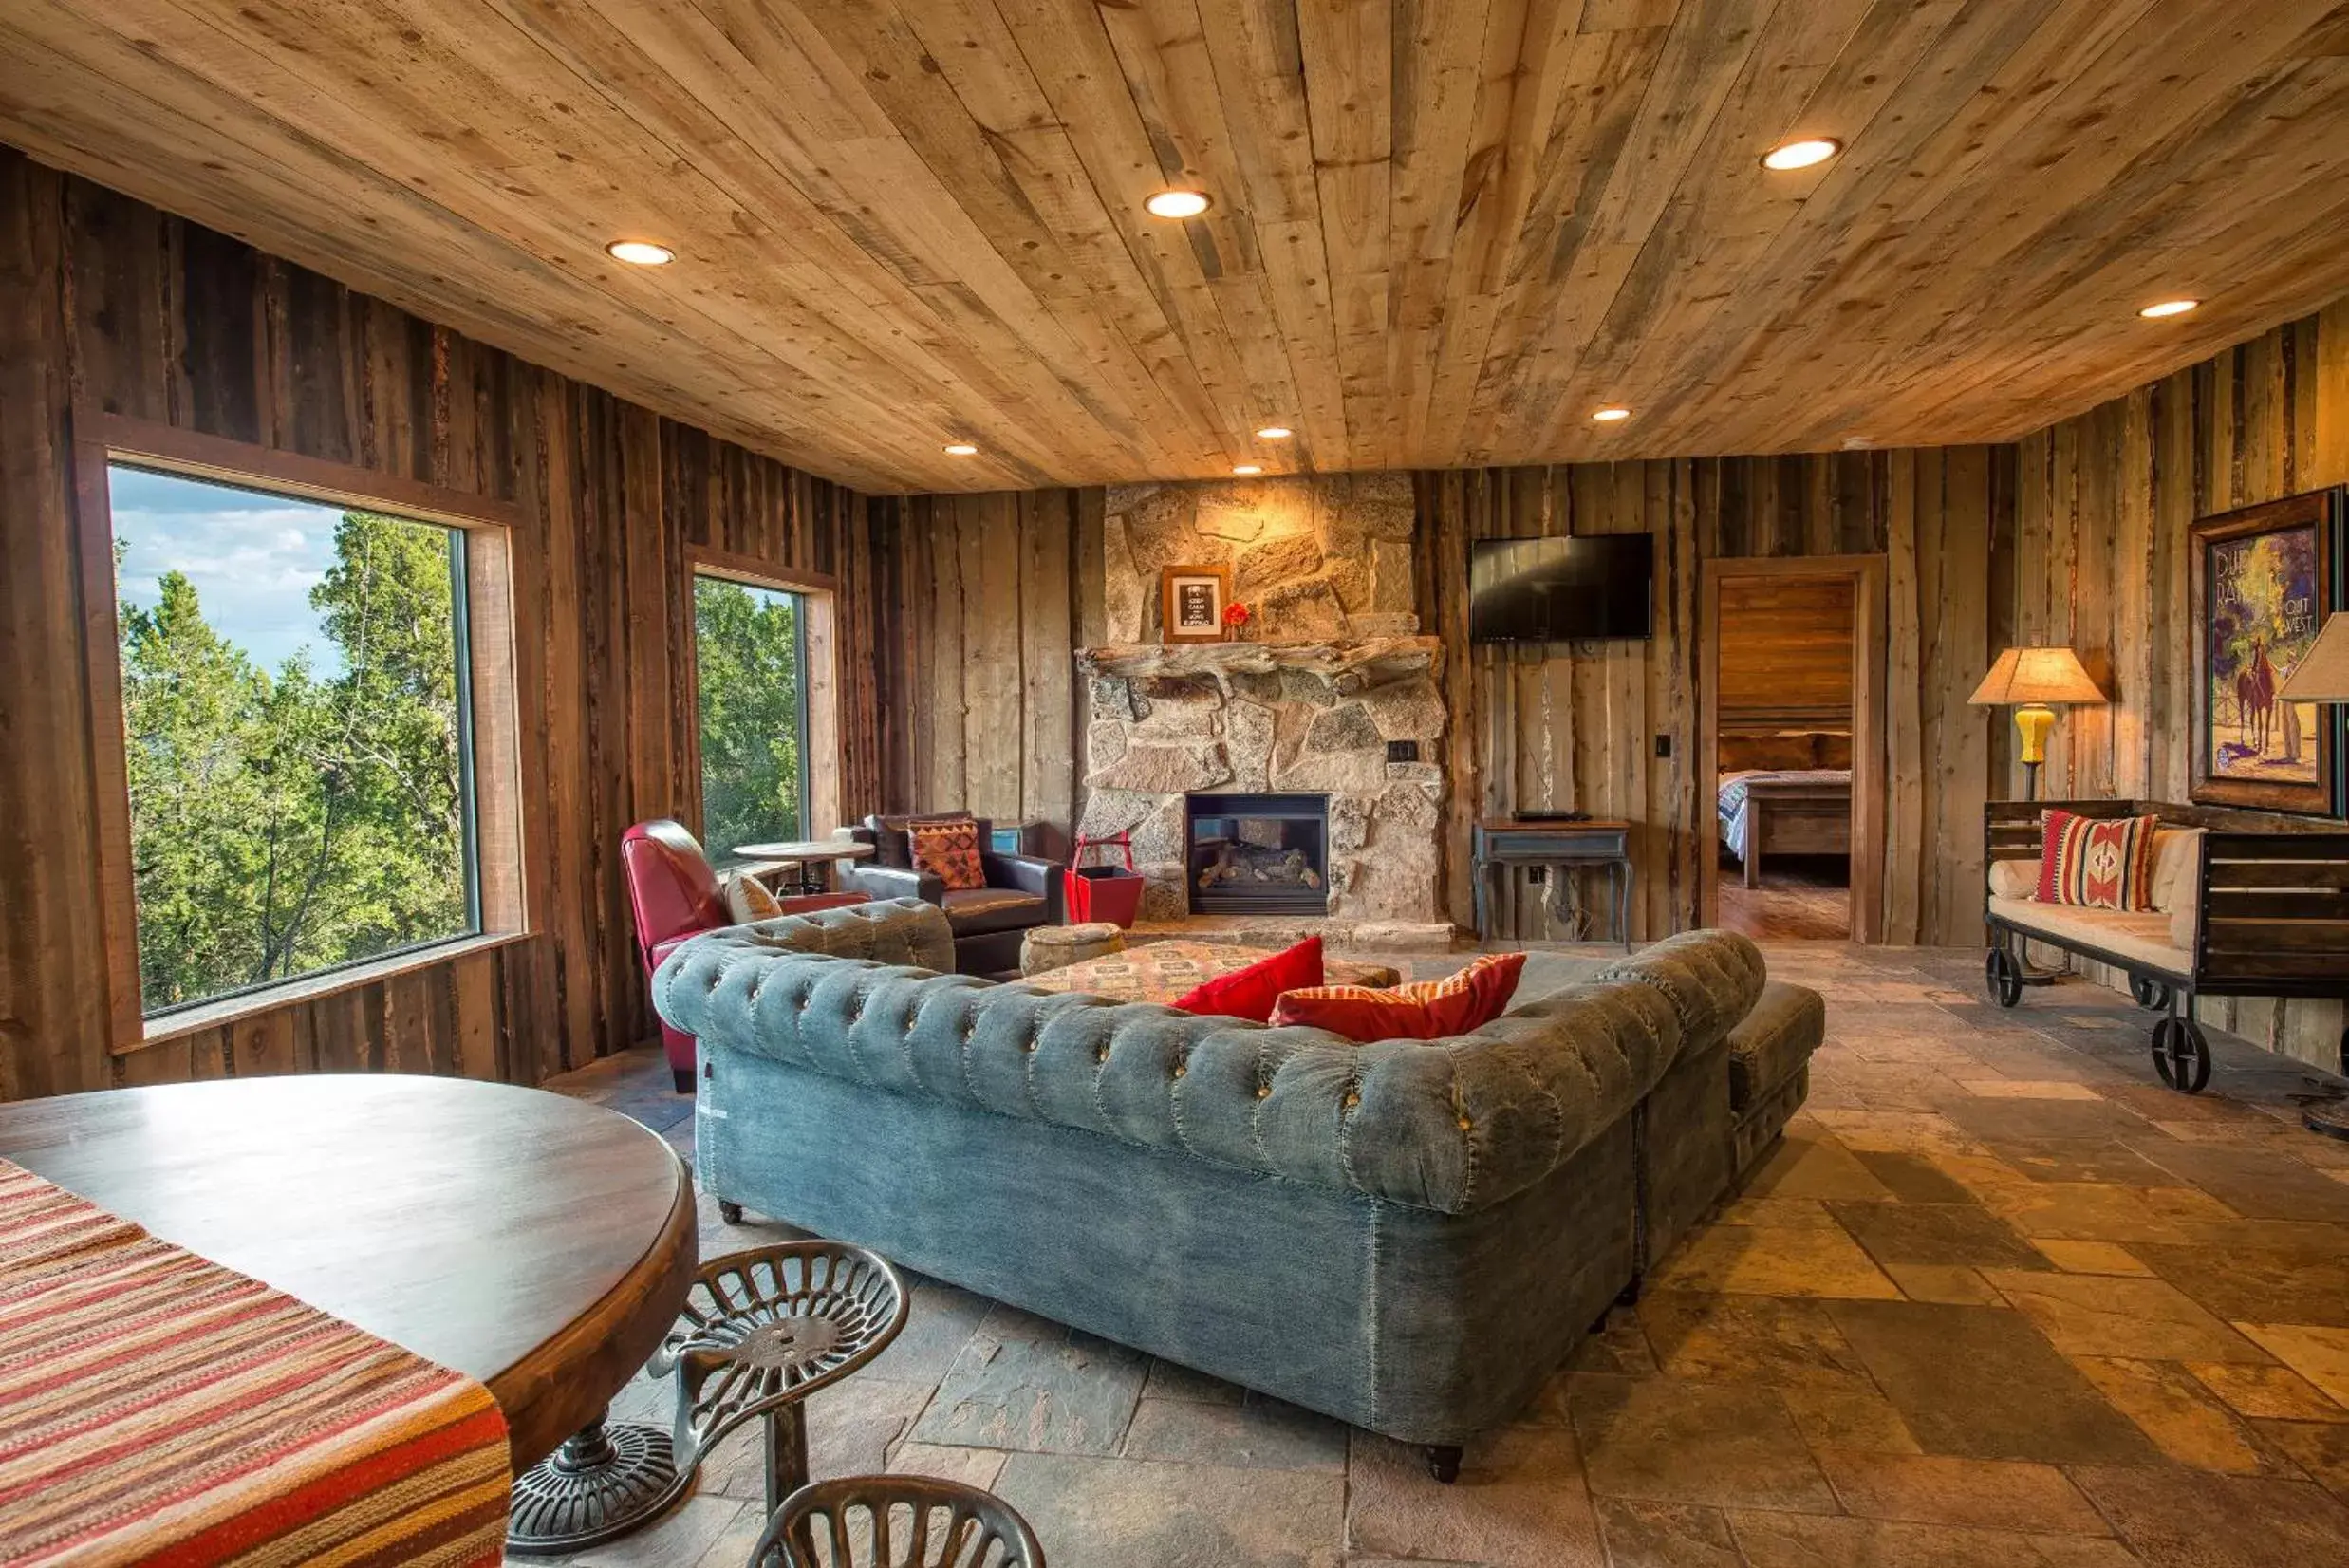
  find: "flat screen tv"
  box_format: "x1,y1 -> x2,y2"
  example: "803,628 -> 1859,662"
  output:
1469,534 -> 1653,642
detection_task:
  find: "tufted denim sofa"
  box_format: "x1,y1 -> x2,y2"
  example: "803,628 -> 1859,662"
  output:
654,900 -> 1818,1474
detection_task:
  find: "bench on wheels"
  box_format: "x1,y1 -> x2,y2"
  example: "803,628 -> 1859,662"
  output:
1981,799 -> 2349,1093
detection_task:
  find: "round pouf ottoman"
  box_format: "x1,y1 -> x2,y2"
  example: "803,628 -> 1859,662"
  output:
1020,923 -> 1127,979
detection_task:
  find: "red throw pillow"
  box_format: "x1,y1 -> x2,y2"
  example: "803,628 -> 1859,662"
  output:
1270,951 -> 1529,1043
906,816 -> 987,892
1171,938 -> 1324,1023
2037,809 -> 2160,911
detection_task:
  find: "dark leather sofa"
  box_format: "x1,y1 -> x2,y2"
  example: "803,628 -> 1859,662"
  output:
843,814 -> 1064,976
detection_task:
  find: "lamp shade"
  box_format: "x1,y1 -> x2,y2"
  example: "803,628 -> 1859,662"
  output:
1968,646 -> 2107,706
2278,614 -> 2349,702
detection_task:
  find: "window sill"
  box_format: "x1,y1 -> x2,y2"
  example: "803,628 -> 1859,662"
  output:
121,930 -> 532,1055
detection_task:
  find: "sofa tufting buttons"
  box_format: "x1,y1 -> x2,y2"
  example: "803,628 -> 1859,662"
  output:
1343,1091 -> 1360,1110
1458,1115 -> 1473,1132
1095,1045 -> 1110,1064
1256,1083 -> 1272,1100
1172,1062 -> 1187,1079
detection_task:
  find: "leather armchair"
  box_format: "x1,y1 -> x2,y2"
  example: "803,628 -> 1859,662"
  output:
845,814 -> 1065,977
622,819 -> 866,1092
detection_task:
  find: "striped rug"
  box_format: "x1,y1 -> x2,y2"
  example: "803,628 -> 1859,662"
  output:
0,1159 -> 511,1567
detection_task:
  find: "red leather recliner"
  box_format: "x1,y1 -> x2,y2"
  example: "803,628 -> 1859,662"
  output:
623,819 -> 865,1093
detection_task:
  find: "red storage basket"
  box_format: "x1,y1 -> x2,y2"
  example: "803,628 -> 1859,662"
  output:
1065,831 -> 1147,929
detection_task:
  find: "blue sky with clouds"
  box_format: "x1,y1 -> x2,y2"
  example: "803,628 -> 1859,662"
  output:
108,464 -> 348,675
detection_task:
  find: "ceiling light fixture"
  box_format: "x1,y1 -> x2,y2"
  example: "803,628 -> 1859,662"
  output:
1592,406 -> 1631,422
606,240 -> 675,266
1145,190 -> 1212,219
1254,425 -> 1294,440
1761,138 -> 1840,172
2138,299 -> 2200,319
1232,463 -> 1263,476
943,442 -> 979,456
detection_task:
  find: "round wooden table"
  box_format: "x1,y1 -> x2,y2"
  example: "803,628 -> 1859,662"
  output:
735,837 -> 875,893
0,1074 -> 696,1473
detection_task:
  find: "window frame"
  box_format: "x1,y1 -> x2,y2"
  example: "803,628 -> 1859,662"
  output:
681,548 -> 842,863
74,413 -> 532,1050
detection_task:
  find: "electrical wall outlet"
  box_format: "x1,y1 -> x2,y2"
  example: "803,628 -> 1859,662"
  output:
1655,733 -> 1672,758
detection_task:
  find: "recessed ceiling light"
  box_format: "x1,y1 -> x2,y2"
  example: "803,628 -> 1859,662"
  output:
943,442 -> 979,456
1254,425 -> 1294,440
2138,299 -> 2200,319
1761,138 -> 1840,172
1232,463 -> 1263,476
1592,406 -> 1631,422
1145,190 -> 1212,219
606,240 -> 675,266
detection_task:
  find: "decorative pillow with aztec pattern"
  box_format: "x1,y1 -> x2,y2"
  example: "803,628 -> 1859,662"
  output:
906,816 -> 987,892
1269,951 -> 1529,1042
2036,809 -> 2160,911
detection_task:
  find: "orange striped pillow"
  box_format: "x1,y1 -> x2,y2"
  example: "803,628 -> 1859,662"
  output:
1270,952 -> 1528,1042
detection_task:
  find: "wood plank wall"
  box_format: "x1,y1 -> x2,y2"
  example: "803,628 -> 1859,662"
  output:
1416,451 -> 2015,946
2011,301 -> 2349,1070
0,152 -> 887,1101
871,489 -> 1093,857
876,451 -> 2014,950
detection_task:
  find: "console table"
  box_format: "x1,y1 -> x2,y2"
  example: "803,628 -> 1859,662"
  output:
1472,819 -> 1635,950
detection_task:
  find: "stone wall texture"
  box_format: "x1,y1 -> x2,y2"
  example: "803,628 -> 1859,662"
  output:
1103,473 -> 1421,644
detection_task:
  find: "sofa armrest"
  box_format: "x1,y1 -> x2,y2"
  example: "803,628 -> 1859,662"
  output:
983,851 -> 1065,923
850,864 -> 944,905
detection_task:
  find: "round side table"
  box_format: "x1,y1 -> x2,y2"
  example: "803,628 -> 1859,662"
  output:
1020,923 -> 1127,978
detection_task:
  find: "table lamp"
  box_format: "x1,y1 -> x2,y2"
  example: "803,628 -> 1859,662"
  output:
1968,647 -> 2107,801
2278,613 -> 2349,707
2276,613 -> 2349,1143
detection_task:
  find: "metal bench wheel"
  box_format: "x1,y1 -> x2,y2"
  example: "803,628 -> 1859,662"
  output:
1985,945 -> 2024,1008
657,1241 -> 910,1512
2151,1014 -> 2211,1094
751,1475 -> 1045,1568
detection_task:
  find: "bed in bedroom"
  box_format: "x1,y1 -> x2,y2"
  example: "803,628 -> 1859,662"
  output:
1718,768 -> 1853,887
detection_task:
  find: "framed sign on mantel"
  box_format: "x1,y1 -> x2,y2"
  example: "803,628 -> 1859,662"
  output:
1160,564 -> 1231,644
2188,486 -> 2345,815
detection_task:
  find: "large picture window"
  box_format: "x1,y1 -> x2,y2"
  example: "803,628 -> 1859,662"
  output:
692,572 -> 810,864
108,463 -> 480,1016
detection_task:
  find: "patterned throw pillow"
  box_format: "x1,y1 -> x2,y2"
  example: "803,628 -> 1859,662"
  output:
2036,809 -> 2160,911
1270,951 -> 1529,1043
906,816 -> 987,892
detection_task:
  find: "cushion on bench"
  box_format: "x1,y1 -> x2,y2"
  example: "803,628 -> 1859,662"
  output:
1989,895 -> 2187,976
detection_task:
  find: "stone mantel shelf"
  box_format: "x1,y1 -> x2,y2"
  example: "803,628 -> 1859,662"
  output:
1077,636 -> 1443,681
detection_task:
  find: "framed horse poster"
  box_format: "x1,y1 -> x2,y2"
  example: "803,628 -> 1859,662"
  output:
2188,488 -> 2344,815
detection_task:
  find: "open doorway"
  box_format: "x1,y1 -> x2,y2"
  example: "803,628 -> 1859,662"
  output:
1701,557 -> 1885,942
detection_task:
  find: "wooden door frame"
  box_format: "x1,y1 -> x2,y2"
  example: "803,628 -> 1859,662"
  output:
1700,554 -> 1888,943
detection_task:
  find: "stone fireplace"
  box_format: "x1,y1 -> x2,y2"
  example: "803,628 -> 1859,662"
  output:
1073,638 -> 1446,935
1074,475 -> 1449,940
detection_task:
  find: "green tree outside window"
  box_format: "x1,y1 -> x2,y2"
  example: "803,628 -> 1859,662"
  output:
693,576 -> 807,861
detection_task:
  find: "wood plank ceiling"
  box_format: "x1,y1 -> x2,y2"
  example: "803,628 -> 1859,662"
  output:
4,2 -> 2348,494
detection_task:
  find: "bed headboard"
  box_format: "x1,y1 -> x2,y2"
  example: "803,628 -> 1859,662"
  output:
1719,728 -> 1853,773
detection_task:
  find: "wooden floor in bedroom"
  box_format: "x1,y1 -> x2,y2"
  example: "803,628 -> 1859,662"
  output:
1719,856 -> 1854,942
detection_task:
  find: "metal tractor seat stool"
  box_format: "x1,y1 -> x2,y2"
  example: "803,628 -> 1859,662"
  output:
751,1474 -> 1046,1568
508,1240 -> 908,1553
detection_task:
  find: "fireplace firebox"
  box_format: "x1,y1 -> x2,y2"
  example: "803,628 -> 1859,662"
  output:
1185,793 -> 1331,915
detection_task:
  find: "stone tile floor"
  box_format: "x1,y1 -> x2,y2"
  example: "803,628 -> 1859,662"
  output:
540,942 -> 2349,1567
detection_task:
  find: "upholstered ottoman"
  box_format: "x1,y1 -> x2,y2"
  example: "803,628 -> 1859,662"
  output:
1018,939 -> 1401,1004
